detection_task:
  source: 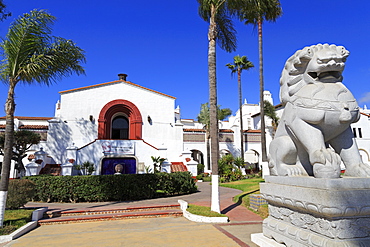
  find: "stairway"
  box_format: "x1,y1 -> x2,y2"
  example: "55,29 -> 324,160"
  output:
38,204 -> 183,225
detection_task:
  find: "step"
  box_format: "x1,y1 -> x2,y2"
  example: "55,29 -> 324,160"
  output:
39,204 -> 183,225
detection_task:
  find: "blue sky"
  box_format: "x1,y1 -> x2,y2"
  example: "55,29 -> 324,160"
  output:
1,0 -> 370,119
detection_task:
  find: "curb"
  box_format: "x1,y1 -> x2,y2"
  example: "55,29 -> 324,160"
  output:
178,200 -> 228,223
0,207 -> 48,243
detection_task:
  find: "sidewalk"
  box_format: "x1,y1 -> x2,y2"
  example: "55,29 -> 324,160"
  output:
7,182 -> 263,247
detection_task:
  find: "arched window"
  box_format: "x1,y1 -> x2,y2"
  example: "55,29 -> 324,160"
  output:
112,116 -> 129,139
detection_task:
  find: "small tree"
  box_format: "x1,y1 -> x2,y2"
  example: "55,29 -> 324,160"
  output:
0,130 -> 41,177
264,100 -> 279,133
151,156 -> 166,173
75,161 -> 95,175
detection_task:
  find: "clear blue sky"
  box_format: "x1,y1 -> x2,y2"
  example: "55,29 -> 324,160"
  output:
1,0 -> 370,119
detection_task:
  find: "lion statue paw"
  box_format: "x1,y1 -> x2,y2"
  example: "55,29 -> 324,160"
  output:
344,163 -> 370,177
312,149 -> 341,178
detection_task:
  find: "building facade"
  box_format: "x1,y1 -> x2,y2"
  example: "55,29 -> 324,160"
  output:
1,76 -> 369,177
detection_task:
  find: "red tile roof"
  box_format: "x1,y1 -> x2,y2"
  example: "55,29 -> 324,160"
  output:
183,129 -> 205,132
245,129 -> 261,133
0,125 -> 48,130
220,129 -> 233,133
171,162 -> 188,172
19,125 -> 48,130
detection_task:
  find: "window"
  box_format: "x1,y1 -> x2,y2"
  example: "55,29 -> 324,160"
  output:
112,116 -> 129,139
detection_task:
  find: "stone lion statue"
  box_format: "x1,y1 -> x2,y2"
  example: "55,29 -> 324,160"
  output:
269,43 -> 370,178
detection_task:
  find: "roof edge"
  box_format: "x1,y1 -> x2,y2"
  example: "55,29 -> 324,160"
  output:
59,80 -> 176,99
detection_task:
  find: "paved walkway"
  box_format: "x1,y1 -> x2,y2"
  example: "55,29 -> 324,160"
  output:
6,182 -> 263,247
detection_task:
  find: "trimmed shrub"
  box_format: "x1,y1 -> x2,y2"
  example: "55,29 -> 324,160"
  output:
26,172 -> 197,203
7,179 -> 35,209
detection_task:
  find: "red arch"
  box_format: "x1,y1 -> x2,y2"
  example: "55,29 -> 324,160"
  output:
98,99 -> 142,139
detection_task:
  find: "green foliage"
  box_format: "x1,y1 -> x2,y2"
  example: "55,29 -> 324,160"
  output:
0,209 -> 33,235
197,163 -> 205,175
264,100 -> 279,130
226,55 -> 254,75
75,161 -> 95,175
218,154 -> 245,182
197,103 -> 233,129
151,156 -> 166,173
25,172 -> 197,203
1,9 -> 86,85
0,130 -> 41,174
6,179 -> 36,209
157,172 -> 197,196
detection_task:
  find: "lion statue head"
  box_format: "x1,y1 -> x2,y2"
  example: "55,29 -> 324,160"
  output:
279,44 -> 350,105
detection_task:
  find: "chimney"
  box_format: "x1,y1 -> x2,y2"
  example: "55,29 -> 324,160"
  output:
118,73 -> 128,81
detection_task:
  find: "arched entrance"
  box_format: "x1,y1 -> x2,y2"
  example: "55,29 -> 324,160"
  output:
98,99 -> 142,139
191,149 -> 204,165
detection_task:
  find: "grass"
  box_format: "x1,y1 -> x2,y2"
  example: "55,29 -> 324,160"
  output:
0,209 -> 34,236
220,178 -> 269,218
187,204 -> 227,217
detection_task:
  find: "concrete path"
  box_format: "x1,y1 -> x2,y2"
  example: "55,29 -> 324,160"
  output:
6,182 -> 263,247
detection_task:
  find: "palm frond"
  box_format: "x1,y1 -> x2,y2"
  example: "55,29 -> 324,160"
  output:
215,6 -> 237,53
0,9 -> 85,85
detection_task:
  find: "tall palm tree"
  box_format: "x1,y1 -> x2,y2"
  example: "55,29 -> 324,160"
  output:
197,103 -> 232,172
197,0 -> 241,213
0,10 -> 85,226
226,55 -> 254,159
240,0 -> 282,161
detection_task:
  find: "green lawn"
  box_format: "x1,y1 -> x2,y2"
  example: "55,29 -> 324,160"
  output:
220,178 -> 268,218
0,209 -> 34,235
187,204 -> 227,217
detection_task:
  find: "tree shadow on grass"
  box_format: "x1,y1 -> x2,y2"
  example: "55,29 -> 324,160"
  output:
221,189 -> 259,214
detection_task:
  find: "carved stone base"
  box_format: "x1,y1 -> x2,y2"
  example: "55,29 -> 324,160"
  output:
258,176 -> 370,247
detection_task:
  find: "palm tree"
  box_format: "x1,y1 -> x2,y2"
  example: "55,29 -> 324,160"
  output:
197,0 -> 241,213
0,10 -> 85,226
263,100 -> 279,134
240,0 -> 282,161
197,103 -> 232,172
226,55 -> 254,159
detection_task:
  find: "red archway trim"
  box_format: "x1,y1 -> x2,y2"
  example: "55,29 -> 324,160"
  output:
98,99 -> 142,139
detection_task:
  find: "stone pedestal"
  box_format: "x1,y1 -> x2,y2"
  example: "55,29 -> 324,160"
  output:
61,163 -> 74,176
161,160 -> 171,173
25,161 -> 41,176
186,159 -> 198,177
255,176 -> 370,247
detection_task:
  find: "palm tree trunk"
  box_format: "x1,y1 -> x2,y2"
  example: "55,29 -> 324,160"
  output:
206,134 -> 211,170
209,4 -> 220,213
258,19 -> 267,162
238,70 -> 244,158
0,80 -> 16,227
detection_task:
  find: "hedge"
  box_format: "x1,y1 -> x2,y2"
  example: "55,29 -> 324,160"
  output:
7,179 -> 35,209
25,172 -> 197,203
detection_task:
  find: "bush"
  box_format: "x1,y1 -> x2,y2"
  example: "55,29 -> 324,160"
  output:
218,155 -> 246,183
7,179 -> 35,209
197,164 -> 205,175
26,172 -> 197,203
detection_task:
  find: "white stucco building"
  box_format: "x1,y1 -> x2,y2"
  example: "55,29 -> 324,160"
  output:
1,75 -> 369,177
